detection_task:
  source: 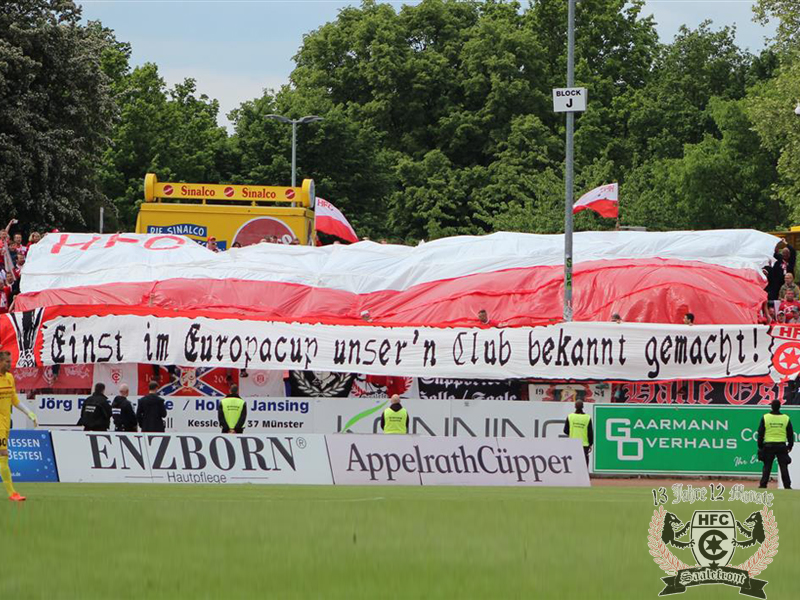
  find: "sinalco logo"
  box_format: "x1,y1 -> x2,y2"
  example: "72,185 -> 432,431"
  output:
648,485 -> 778,598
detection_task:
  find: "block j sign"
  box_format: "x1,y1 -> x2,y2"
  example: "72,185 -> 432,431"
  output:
594,405 -> 800,476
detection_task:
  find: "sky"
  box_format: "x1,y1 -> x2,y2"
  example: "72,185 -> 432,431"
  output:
77,1 -> 777,131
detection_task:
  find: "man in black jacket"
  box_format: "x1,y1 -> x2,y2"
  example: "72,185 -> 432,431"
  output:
78,383 -> 112,431
767,242 -> 797,301
111,383 -> 137,432
137,380 -> 167,433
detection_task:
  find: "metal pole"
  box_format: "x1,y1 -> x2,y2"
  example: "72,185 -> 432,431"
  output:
99,206 -> 104,234
291,120 -> 297,188
563,0 -> 575,321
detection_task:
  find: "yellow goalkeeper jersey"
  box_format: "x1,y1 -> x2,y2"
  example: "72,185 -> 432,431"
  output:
0,371 -> 20,433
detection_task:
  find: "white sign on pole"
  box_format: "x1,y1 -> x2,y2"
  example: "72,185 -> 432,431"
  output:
552,87 -> 587,112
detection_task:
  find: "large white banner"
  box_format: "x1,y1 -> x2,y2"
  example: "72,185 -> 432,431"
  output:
51,431 -> 333,485
326,435 -> 590,486
40,314 -> 774,382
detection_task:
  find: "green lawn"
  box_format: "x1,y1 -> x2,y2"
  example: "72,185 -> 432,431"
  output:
1,484 -> 797,599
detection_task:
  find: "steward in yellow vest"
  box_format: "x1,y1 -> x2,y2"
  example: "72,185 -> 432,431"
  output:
218,384 -> 247,434
564,400 -> 593,466
757,400 -> 793,489
381,395 -> 409,434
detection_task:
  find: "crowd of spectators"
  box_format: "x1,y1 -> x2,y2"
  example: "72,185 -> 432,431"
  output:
762,239 -> 800,324
0,220 -> 44,313
206,234 -> 301,252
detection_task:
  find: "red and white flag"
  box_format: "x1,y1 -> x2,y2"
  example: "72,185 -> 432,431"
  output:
573,183 -> 618,219
16,230 -> 779,325
315,197 -> 358,243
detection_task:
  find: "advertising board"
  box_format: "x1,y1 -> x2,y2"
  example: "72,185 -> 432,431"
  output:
30,395 -> 313,433
326,435 -> 590,487
314,398 -> 575,438
594,405 -> 800,475
7,430 -> 58,482
31,396 -> 574,438
50,431 -> 332,485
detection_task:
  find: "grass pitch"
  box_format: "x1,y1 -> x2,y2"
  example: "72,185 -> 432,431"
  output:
1,483 -> 798,599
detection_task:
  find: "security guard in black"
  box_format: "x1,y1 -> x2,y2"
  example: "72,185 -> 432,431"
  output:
78,383 -> 112,432
137,380 -> 168,433
111,384 -> 137,432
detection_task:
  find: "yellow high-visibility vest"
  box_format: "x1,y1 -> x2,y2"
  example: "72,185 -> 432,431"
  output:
568,413 -> 591,447
383,407 -> 408,434
764,413 -> 789,443
221,396 -> 245,430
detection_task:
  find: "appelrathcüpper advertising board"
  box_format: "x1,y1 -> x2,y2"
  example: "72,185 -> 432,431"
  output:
594,405 -> 800,476
326,435 -> 590,486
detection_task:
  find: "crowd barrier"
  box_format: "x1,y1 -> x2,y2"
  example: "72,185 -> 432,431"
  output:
10,431 -> 590,487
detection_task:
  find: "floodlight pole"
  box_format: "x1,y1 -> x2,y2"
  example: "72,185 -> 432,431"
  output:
563,0 -> 576,322
265,114 -> 324,189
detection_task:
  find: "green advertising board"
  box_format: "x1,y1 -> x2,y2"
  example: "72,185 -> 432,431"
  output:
594,405 -> 800,475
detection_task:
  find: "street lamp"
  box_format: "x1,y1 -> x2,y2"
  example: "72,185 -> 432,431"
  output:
265,114 -> 324,187
563,0 -> 576,321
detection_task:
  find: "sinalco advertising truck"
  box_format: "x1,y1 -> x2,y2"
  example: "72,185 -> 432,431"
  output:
135,173 -> 316,248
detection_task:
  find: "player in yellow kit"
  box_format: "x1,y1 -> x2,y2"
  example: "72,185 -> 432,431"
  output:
0,351 -> 38,502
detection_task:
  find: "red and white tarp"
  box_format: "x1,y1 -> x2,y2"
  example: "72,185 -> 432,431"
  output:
15,230 -> 778,326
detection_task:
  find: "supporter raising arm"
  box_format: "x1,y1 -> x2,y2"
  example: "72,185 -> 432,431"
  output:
1,236 -> 14,277
0,219 -> 15,247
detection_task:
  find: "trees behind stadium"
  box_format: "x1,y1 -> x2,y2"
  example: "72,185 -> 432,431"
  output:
2,0 -> 799,239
